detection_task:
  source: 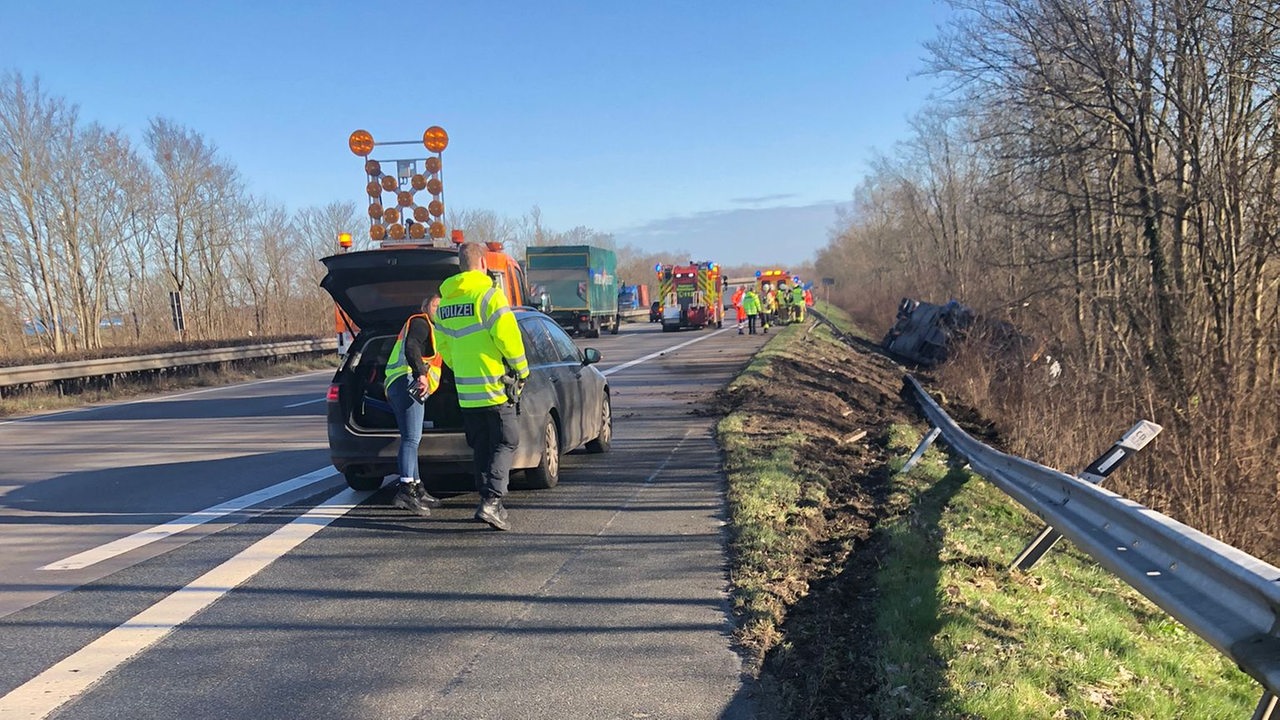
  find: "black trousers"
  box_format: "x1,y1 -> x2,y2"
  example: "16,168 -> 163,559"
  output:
462,403 -> 519,499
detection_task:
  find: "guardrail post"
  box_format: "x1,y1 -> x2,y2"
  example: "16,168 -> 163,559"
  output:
1254,692 -> 1277,720
900,426 -> 941,474
1011,420 -> 1163,571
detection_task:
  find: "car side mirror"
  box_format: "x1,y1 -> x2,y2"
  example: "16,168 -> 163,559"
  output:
582,347 -> 601,365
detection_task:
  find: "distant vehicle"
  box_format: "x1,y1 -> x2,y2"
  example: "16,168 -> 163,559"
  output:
525,245 -> 620,338
617,283 -> 650,312
649,301 -> 662,323
655,261 -> 723,332
320,248 -> 612,492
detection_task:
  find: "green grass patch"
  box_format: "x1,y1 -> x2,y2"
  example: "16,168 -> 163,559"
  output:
869,425 -> 1260,719
719,321 -> 833,660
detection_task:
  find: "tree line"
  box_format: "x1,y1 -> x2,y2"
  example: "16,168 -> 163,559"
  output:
819,0 -> 1279,561
1,71 -> 789,359
0,73 -> 356,354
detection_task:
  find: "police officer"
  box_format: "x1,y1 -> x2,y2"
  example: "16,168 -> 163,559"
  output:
432,243 -> 530,531
743,287 -> 762,335
384,295 -> 444,516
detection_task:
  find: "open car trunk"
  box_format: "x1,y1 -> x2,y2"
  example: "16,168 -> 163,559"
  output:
342,333 -> 464,433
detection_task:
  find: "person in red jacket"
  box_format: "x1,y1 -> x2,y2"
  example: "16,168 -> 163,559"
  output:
731,286 -> 746,335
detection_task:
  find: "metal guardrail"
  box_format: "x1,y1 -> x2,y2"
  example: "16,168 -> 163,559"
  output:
806,306 -> 1279,717
0,338 -> 338,389
904,376 -> 1280,714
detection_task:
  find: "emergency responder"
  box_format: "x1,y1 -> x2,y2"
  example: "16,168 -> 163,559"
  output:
383,295 -> 444,517
743,287 -> 762,335
433,243 -> 530,531
778,282 -> 793,325
791,279 -> 806,322
761,283 -> 774,333
731,285 -> 746,334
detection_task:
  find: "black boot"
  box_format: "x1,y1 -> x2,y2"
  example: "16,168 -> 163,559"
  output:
412,481 -> 443,508
393,481 -> 437,517
475,496 -> 511,531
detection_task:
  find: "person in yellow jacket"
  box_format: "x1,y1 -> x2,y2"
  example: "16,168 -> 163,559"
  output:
433,243 -> 530,531
742,288 -> 762,335
384,295 -> 444,517
790,280 -> 806,322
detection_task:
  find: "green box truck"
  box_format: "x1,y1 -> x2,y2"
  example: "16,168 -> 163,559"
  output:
525,245 -> 619,338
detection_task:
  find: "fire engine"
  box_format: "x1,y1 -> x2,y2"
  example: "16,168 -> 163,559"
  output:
655,261 -> 724,332
754,268 -> 791,326
330,126 -> 530,353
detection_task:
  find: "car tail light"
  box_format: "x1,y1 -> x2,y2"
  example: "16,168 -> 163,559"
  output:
326,384 -> 340,402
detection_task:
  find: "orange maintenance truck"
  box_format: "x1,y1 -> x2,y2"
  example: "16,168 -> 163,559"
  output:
326,126 -> 530,354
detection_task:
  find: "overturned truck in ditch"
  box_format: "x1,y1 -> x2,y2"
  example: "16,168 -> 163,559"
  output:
882,298 -> 975,367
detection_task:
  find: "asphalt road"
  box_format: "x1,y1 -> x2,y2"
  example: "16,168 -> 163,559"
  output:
0,319 -> 769,719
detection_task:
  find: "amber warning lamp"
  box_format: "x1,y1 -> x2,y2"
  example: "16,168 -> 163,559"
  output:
349,130 -> 375,157
337,232 -> 353,250
423,126 -> 449,153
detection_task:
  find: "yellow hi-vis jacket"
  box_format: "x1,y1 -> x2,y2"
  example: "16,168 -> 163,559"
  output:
384,313 -> 442,396
433,270 -> 530,408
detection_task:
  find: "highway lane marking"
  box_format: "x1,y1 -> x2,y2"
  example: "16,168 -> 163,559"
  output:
283,397 -> 326,408
39,466 -> 340,571
436,428 -> 696,700
600,328 -> 729,377
0,369 -> 333,426
0,488 -> 368,720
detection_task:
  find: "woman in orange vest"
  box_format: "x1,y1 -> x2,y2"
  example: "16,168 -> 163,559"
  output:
383,295 -> 444,517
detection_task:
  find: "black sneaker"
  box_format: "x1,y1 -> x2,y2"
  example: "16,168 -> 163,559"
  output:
393,482 -> 433,517
475,497 -> 511,531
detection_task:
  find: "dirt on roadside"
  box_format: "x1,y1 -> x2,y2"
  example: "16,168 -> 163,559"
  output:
707,320 -> 938,719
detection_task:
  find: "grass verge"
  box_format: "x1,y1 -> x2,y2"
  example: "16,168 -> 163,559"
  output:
716,315 -> 1262,718
872,425 -> 1258,719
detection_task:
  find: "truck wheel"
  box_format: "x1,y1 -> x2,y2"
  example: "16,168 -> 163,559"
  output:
585,393 -> 612,453
524,416 -> 560,489
586,319 -> 600,339
343,472 -> 385,492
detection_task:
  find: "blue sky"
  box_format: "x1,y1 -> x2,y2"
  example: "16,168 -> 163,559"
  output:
0,0 -> 951,265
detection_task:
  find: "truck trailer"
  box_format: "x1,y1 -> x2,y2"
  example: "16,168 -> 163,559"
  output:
526,245 -> 620,338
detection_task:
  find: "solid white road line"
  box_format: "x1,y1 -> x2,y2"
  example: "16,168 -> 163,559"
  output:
600,328 -> 729,377
283,397 -> 326,408
39,467 -> 340,571
0,488 -> 368,720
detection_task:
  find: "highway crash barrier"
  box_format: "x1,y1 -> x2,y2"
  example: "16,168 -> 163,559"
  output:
903,375 -> 1279,720
807,306 -> 1279,718
0,338 -> 338,393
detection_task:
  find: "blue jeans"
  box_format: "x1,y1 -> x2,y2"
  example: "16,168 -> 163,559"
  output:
385,375 -> 423,481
